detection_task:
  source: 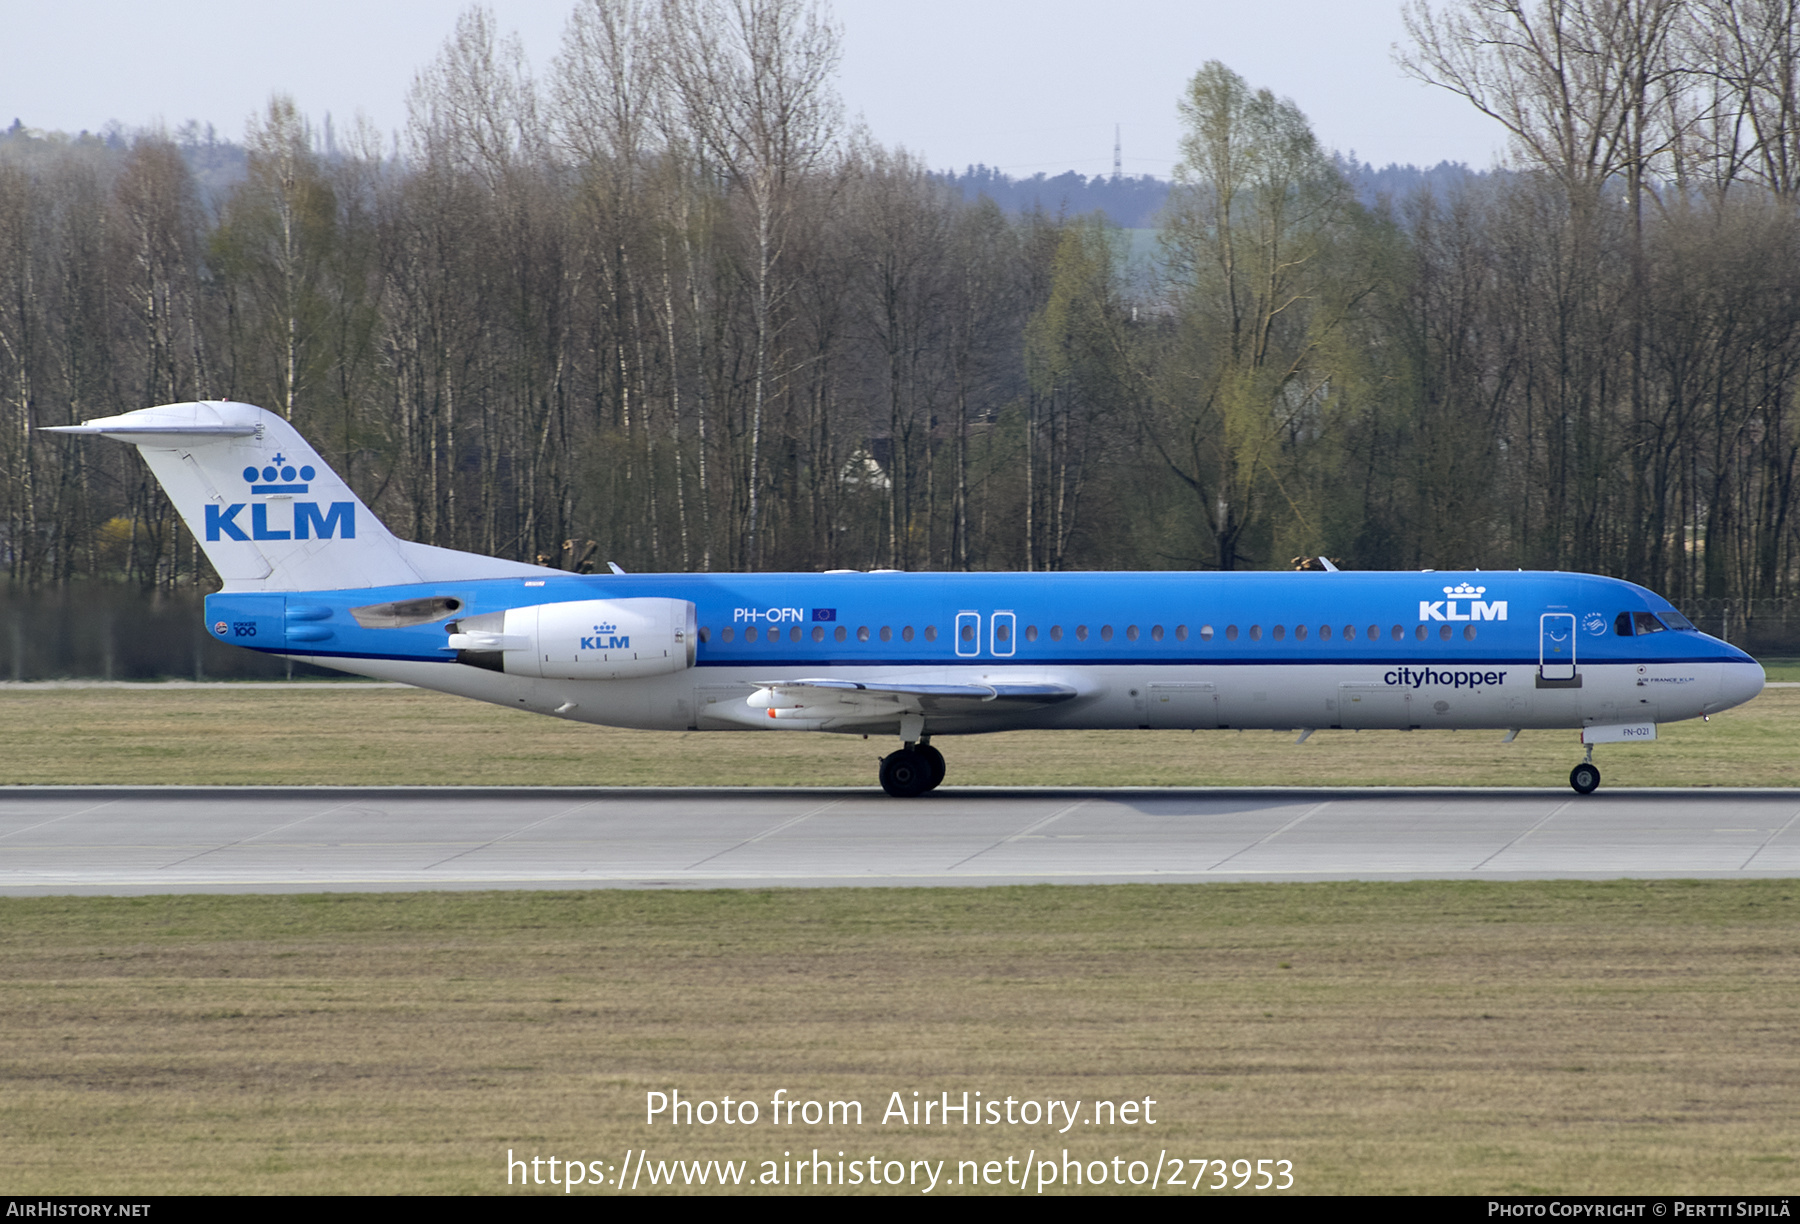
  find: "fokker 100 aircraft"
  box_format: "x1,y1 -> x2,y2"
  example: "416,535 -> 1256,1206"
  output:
52,401 -> 1766,796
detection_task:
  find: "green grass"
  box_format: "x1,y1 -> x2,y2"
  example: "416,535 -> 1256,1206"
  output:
1,883 -> 1795,1194
0,684 -> 1793,788
1757,656 -> 1800,681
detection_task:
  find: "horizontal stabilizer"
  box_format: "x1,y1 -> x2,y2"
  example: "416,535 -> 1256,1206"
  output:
45,422 -> 259,439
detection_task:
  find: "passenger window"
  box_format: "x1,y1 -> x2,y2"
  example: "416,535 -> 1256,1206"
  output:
1050,625 -> 1063,641
1151,625 -> 1163,641
812,626 -> 824,642
1415,625 -> 1428,641
960,622 -> 974,642
1370,625 -> 1381,641
1225,625 -> 1238,641
1025,625 -> 1038,642
1439,624 -> 1452,641
835,626 -> 847,642
858,626 -> 871,642
924,625 -> 937,642
1390,625 -> 1403,641
1343,625 -> 1355,640
1127,625 -> 1140,642
880,625 -> 892,642
1271,624 -> 1285,641
1076,625 -> 1089,641
1464,624 -> 1477,640
1633,612 -> 1667,635
722,626 -> 735,643
790,626 -> 802,642
1100,625 -> 1114,642
996,622 -> 1011,642
1317,625 -> 1329,641
902,626 -> 914,642
1249,625 -> 1262,641
746,626 -> 758,642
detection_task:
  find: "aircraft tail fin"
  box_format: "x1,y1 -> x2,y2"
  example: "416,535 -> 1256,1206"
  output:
47,401 -> 555,591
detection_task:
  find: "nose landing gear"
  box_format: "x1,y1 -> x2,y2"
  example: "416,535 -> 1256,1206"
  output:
1569,744 -> 1600,794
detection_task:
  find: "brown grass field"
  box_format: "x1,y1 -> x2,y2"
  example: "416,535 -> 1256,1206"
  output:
0,683 -> 1795,788
0,686 -> 1795,1195
0,883 -> 1796,1195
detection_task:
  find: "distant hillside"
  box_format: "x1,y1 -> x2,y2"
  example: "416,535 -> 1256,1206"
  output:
937,159 -> 1497,230
935,166 -> 1171,229
1333,156 -> 1492,208
0,118 -> 247,203
4,118 -> 1492,231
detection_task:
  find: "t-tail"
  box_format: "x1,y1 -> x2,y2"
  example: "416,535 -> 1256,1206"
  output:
46,401 -> 553,591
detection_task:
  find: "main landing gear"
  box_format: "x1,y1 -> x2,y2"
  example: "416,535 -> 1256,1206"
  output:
1569,744 -> 1601,795
879,738 -> 946,798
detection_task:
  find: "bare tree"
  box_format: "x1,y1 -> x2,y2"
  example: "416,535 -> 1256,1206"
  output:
1399,0 -> 1691,214
661,0 -> 841,568
1689,0 -> 1800,198
843,144 -> 952,569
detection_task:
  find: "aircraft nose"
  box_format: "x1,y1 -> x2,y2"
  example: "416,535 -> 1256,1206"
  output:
1712,660 -> 1766,714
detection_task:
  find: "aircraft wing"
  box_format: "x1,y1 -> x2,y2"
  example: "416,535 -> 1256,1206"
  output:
740,677 -> 1078,728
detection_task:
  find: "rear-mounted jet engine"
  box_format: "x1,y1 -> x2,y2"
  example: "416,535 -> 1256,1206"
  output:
447,597 -> 695,681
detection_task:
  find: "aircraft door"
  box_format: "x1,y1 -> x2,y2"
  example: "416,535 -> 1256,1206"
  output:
955,611 -> 981,658
990,611 -> 1016,657
1538,613 -> 1580,687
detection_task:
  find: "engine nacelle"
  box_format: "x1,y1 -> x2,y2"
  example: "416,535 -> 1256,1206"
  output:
448,597 -> 695,680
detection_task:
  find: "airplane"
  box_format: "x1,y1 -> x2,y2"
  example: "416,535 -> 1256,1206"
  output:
49,400 -> 1766,796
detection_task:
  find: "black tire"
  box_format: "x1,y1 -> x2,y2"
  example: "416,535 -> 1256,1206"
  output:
1569,762 -> 1601,795
879,750 -> 932,797
916,744 -> 946,791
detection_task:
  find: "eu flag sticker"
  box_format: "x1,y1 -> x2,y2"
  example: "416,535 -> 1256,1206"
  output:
812,608 -> 837,622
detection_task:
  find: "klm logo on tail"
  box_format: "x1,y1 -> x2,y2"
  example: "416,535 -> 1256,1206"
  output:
204,453 -> 356,542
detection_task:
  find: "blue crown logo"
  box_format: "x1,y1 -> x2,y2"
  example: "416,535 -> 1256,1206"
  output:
243,453 -> 315,494
1443,582 -> 1486,597
593,623 -> 617,634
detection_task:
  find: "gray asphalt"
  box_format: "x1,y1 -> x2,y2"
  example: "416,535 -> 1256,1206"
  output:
2,786 -> 1797,893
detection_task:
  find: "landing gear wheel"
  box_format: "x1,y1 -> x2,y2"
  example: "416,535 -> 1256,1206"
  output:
916,744 -> 946,792
879,749 -> 933,797
1569,762 -> 1601,794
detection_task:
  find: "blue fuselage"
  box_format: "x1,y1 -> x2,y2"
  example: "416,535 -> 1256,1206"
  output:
204,569 -> 1761,737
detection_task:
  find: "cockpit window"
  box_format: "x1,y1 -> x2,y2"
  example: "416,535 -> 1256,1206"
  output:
1633,612 -> 1667,635
1658,609 -> 1697,631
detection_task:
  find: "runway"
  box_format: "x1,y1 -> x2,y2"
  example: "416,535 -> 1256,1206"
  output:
2,785 -> 1798,894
